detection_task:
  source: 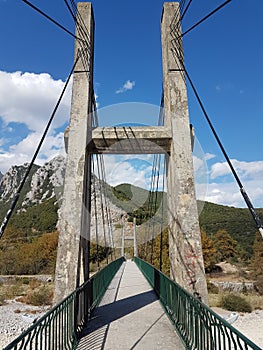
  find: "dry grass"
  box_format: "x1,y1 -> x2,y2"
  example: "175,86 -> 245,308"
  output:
208,293 -> 220,308
244,294 -> 263,310
0,278 -> 54,306
90,258 -> 113,274
209,292 -> 263,311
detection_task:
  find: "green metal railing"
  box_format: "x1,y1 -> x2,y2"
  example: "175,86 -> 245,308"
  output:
134,257 -> 261,350
3,257 -> 125,350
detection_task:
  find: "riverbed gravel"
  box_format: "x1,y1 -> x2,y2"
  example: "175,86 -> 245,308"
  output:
0,300 -> 50,349
213,307 -> 263,348
1,301 -> 263,349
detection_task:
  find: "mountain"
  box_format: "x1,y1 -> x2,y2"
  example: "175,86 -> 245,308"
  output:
0,157 -> 261,260
0,171 -> 3,182
0,156 -> 65,216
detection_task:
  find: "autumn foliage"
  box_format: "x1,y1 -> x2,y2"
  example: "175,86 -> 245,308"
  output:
0,231 -> 58,275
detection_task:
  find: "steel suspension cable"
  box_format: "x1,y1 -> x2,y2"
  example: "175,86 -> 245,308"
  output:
170,4 -> 181,38
23,0 -> 92,75
63,0 -> 92,63
22,0 -> 83,42
171,26 -> 263,238
156,94 -> 166,270
63,0 -> 91,51
0,53 -> 81,239
92,104 -> 110,265
23,0 -> 92,87
180,0 -> 232,39
95,153 -> 109,265
146,93 -> 165,264
150,92 -> 166,263
144,152 -> 158,262
63,0 -> 77,23
99,154 -> 115,261
180,0 -> 194,22
159,158 -> 166,272
91,94 -> 115,261
92,156 -> 100,270
150,154 -> 162,265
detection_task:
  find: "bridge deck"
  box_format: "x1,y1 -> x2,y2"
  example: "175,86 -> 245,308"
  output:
77,260 -> 184,349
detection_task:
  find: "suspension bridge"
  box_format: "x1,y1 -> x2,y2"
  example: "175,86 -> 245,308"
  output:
1,1 -> 263,349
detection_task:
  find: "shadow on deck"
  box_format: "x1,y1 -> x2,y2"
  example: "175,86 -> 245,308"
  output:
76,260 -> 184,350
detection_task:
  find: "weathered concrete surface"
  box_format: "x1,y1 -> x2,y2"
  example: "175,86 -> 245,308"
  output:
53,2 -> 94,304
162,3 -> 208,303
89,126 -> 172,154
77,260 -> 184,349
54,1 -> 207,307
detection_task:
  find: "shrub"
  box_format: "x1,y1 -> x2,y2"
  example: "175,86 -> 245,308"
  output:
21,277 -> 30,285
207,281 -> 219,294
5,284 -> 24,299
0,293 -> 5,306
26,286 -> 53,306
29,279 -> 41,290
219,293 -> 252,313
254,275 -> 263,295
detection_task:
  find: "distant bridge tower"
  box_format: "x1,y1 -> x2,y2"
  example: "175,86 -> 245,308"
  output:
54,2 -> 208,304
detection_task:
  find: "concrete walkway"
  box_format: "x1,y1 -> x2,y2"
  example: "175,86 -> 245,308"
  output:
77,260 -> 184,350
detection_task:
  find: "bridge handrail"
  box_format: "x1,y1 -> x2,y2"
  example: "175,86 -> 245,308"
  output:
134,257 -> 261,350
3,256 -> 125,350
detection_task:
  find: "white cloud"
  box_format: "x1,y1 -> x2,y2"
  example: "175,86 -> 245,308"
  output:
94,93 -> 99,108
210,161 -> 230,178
197,158 -> 263,208
104,155 -> 151,189
193,155 -> 206,174
93,154 -> 263,208
0,132 -> 66,173
116,80 -> 135,94
198,180 -> 263,208
0,70 -> 71,173
211,159 -> 263,180
0,71 -> 71,133
204,153 -> 216,161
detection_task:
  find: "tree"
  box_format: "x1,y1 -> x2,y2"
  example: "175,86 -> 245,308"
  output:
213,229 -> 238,262
201,229 -> 216,272
138,228 -> 170,276
0,231 -> 58,275
250,231 -> 263,278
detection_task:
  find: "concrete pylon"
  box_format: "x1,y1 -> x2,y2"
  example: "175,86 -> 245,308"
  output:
162,2 -> 208,303
53,3 -> 94,304
53,1 -> 208,305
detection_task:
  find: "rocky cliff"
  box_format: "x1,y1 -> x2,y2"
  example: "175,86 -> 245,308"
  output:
0,156 -> 66,211
0,156 -> 127,247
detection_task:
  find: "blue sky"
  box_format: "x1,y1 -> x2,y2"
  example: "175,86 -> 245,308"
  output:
0,0 -> 263,208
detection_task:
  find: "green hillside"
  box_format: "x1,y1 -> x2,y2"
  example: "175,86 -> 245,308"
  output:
199,201 -> 262,259
1,176 -> 262,275
111,184 -> 261,260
